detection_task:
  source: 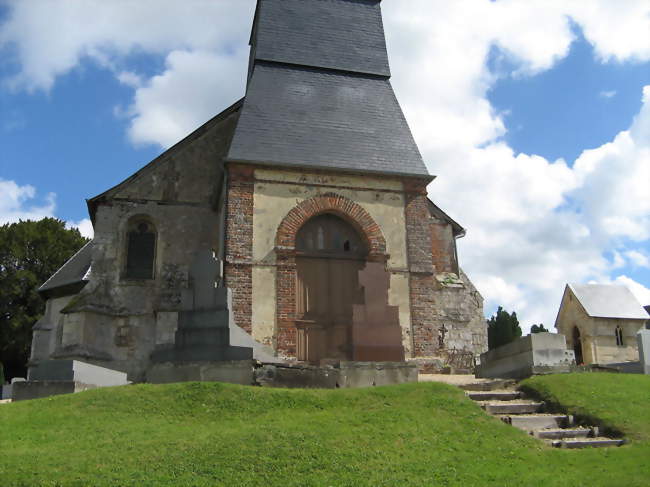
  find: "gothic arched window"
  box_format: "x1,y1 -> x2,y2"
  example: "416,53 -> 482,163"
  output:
615,325 -> 624,347
125,218 -> 156,279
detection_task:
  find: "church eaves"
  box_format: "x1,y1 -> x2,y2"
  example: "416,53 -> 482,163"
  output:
227,0 -> 430,178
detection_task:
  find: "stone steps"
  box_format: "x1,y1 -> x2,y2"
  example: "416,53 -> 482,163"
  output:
502,414 -> 573,431
481,401 -> 543,415
533,427 -> 591,440
551,438 -> 625,449
466,390 -> 521,401
464,381 -> 624,449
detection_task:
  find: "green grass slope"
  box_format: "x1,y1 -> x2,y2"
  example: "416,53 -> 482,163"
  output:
0,375 -> 648,486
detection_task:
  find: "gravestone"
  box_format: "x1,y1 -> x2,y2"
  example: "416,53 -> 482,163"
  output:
147,250 -> 254,384
637,329 -> 650,375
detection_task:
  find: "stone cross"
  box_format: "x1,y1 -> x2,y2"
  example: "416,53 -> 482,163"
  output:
438,324 -> 448,349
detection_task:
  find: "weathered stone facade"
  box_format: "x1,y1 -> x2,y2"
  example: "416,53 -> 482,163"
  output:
30,0 -> 488,381
555,284 -> 647,365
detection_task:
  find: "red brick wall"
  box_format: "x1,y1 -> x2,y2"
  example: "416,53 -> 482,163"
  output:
431,222 -> 456,274
404,179 -> 438,357
224,164 -> 254,333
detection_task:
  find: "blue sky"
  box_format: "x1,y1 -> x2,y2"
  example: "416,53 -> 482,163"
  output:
0,0 -> 649,330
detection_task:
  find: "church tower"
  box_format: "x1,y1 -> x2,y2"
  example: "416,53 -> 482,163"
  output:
30,0 -> 486,383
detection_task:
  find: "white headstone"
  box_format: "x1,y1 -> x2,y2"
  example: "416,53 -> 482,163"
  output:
637,329 -> 650,375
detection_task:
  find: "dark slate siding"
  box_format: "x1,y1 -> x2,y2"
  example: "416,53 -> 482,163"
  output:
254,0 -> 390,77
227,63 -> 428,177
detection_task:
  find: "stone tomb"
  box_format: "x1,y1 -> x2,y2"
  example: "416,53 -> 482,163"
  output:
476,333 -> 576,379
146,250 -> 254,384
12,360 -> 128,401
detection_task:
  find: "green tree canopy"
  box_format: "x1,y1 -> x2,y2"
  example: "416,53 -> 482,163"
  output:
487,306 -> 522,350
530,324 -> 549,334
0,218 -> 88,381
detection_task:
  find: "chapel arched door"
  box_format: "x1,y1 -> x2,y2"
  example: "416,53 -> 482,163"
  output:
572,326 -> 584,365
295,214 -> 367,363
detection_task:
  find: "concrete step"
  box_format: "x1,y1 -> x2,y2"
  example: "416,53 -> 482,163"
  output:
552,437 -> 625,449
482,401 -> 544,415
467,390 -> 521,401
460,379 -> 517,392
504,414 -> 573,431
533,428 -> 591,440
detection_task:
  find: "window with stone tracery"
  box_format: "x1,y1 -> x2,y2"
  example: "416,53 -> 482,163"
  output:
615,325 -> 624,347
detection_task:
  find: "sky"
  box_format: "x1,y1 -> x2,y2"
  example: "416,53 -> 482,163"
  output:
0,0 -> 649,332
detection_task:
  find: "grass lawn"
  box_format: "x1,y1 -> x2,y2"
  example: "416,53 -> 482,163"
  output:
1,373 -> 648,486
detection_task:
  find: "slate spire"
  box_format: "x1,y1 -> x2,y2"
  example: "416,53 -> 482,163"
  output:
249,0 -> 391,78
227,0 -> 430,178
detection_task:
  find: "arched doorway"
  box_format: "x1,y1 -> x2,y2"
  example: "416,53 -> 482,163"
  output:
294,213 -> 367,363
572,326 -> 584,365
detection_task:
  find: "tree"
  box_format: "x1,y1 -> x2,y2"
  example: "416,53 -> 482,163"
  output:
487,306 -> 522,350
530,324 -> 549,334
0,218 -> 88,380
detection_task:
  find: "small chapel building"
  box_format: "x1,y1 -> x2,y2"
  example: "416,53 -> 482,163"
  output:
555,283 -> 648,365
31,0 -> 487,382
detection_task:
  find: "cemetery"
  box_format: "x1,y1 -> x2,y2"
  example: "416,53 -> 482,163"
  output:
1,0 -> 649,485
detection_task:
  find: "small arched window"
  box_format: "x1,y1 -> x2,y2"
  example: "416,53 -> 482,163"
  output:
615,326 -> 624,347
125,218 -> 156,279
296,213 -> 367,259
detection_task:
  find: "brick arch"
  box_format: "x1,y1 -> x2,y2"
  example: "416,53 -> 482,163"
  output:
274,193 -> 388,357
275,193 -> 387,258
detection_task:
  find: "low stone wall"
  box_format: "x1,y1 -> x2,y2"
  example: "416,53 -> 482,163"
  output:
146,360 -> 253,385
254,361 -> 418,389
476,333 -> 575,379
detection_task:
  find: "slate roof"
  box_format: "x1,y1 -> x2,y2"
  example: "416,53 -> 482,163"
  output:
568,283 -> 649,320
229,63 -> 428,176
39,241 -> 93,297
427,199 -> 465,238
252,0 -> 390,77
228,0 -> 430,178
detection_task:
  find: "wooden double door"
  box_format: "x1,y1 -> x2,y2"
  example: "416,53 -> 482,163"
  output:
294,214 -> 367,363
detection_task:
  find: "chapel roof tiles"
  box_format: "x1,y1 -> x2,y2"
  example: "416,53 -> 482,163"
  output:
567,283 -> 649,320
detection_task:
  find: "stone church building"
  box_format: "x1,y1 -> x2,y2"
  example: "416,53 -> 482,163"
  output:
31,0 -> 487,382
555,284 -> 648,366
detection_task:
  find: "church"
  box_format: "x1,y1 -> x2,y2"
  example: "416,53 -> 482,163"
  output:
31,0 -> 487,383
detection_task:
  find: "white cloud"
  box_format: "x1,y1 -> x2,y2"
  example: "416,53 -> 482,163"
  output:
613,276 -> 650,307
1,0 -> 649,331
0,179 -> 94,239
0,179 -> 56,223
600,90 -> 617,99
625,251 -> 650,269
126,49 -> 248,148
66,218 -> 94,239
382,1 -> 650,331
0,0 -> 255,92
